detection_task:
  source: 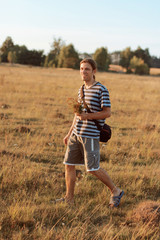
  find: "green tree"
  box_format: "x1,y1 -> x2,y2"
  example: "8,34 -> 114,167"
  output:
93,47 -> 110,71
150,56 -> 160,68
119,47 -> 133,72
58,44 -> 79,69
15,45 -> 44,66
25,50 -> 44,66
15,45 -> 28,64
130,56 -> 149,75
0,36 -> 14,62
134,46 -> 151,67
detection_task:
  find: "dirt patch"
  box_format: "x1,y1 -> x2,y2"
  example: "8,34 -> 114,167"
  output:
1,104 -> 10,109
149,149 -> 160,160
0,113 -> 8,120
127,201 -> 160,226
15,126 -> 31,133
143,124 -> 156,131
0,217 -> 35,239
55,113 -> 65,119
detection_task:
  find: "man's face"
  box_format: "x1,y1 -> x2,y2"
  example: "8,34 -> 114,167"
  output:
80,62 -> 95,82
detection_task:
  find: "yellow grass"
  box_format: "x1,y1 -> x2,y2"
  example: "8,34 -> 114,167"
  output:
150,68 -> 160,75
0,64 -> 160,239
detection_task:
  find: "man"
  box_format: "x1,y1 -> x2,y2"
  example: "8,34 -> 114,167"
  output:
62,58 -> 124,207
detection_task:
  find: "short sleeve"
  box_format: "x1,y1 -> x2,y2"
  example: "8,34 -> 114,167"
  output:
100,86 -> 111,108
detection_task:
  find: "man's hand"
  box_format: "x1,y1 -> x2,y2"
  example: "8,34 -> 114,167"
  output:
63,134 -> 70,145
76,112 -> 88,120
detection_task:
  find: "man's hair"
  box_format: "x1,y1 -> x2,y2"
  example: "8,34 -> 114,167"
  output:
80,58 -> 97,71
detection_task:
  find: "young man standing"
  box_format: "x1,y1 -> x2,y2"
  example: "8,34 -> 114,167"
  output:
62,58 -> 124,207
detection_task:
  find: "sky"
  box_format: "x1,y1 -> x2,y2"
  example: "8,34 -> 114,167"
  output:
0,0 -> 160,57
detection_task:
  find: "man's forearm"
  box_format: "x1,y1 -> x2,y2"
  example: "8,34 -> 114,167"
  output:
67,115 -> 76,136
76,107 -> 111,121
86,110 -> 111,120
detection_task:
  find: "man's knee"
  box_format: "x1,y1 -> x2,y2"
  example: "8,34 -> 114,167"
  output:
88,169 -> 100,176
65,164 -> 75,172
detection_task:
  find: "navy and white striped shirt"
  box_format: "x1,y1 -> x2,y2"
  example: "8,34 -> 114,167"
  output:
73,82 -> 111,139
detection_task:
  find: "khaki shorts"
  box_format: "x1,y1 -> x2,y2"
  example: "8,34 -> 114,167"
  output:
63,133 -> 100,172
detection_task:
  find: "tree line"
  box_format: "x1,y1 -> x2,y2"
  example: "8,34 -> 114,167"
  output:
0,36 -> 160,75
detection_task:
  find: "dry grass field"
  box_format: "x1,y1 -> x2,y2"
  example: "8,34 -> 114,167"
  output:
0,64 -> 160,240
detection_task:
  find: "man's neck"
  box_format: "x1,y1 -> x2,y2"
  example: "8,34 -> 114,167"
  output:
84,79 -> 97,89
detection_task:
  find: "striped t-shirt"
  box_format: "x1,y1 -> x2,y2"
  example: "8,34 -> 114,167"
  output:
73,81 -> 111,139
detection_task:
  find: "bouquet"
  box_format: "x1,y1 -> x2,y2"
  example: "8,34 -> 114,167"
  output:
67,98 -> 83,114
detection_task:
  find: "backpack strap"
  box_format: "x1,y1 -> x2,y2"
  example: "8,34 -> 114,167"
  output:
80,85 -> 91,113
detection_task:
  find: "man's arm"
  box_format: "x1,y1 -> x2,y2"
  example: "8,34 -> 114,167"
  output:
76,107 -> 111,121
63,115 -> 76,145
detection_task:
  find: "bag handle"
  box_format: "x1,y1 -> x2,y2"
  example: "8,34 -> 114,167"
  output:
80,85 -> 102,131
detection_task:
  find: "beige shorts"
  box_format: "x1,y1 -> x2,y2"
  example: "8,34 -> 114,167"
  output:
63,133 -> 100,172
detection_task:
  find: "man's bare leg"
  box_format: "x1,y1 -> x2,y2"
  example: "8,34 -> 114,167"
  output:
65,165 -> 76,203
90,168 -> 121,196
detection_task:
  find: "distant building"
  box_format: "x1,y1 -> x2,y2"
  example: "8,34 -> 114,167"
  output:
79,53 -> 92,60
110,51 -> 121,65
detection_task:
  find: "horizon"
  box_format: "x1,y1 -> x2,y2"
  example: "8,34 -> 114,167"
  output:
0,0 -> 160,57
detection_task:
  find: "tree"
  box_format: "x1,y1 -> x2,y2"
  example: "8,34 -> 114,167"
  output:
15,45 -> 28,64
48,37 -> 65,67
44,55 -> 49,67
1,36 -> 14,52
43,53 -> 56,67
7,51 -> 13,63
150,56 -> 160,68
119,47 -> 133,72
7,51 -> 12,63
134,46 -> 151,67
7,51 -> 17,63
130,56 -> 149,75
130,56 -> 144,69
0,36 -> 14,62
16,46 -> 44,66
24,50 -> 44,66
93,47 -> 110,71
135,64 -> 149,75
58,44 -> 79,69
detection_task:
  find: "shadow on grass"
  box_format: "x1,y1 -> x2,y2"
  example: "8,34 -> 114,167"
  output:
0,217 -> 35,239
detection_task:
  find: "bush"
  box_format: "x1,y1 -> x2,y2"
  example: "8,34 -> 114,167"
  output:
135,63 -> 150,75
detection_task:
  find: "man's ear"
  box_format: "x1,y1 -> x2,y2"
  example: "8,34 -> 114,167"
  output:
93,69 -> 97,74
